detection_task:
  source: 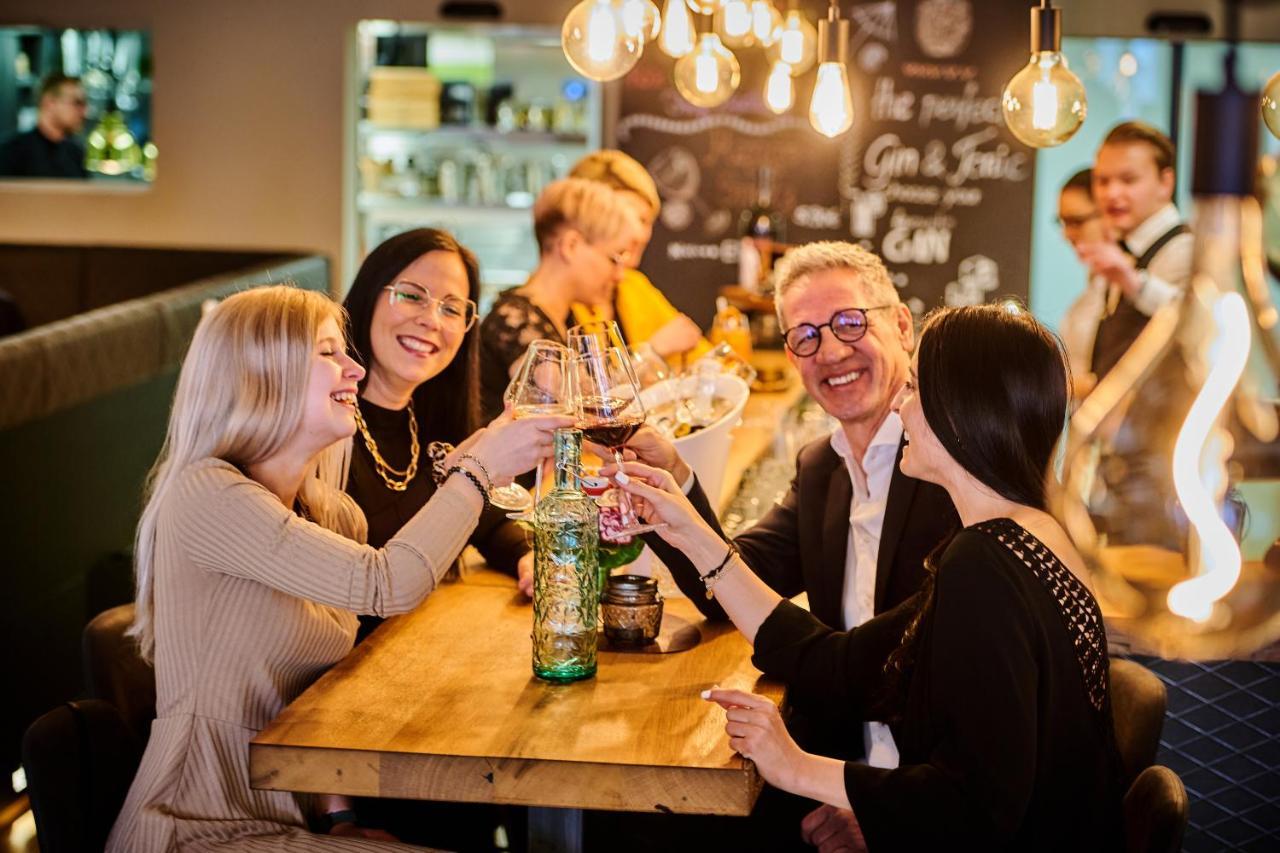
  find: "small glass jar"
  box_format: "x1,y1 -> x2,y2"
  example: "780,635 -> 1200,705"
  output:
601,574 -> 663,647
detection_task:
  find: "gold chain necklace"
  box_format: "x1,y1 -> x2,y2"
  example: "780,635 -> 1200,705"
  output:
353,398 -> 419,492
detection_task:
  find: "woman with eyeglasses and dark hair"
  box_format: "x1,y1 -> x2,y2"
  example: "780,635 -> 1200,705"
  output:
343,228 -> 538,599
478,176 -> 636,420
616,304 -> 1126,851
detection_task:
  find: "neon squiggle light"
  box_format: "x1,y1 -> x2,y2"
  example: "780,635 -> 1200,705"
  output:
1167,292 -> 1251,622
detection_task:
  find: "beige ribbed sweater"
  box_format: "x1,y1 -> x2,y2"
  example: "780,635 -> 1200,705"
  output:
107,458 -> 482,852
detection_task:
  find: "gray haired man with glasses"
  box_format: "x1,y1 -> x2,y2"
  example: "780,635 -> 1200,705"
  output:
630,241 -> 958,849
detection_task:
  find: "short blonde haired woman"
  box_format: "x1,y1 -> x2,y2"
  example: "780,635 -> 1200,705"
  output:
569,149 -> 708,365
111,285 -> 568,850
478,176 -> 635,419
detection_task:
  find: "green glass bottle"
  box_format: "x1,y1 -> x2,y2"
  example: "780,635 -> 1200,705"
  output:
532,428 -> 599,682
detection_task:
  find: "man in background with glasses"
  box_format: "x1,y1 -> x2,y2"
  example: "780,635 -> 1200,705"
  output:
1055,168 -> 1111,399
630,241 -> 957,849
0,74 -> 89,179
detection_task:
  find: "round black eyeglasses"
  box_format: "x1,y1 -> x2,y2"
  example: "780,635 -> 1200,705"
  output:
782,306 -> 895,357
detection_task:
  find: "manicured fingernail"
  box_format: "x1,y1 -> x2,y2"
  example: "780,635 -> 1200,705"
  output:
700,689 -> 712,699
614,470 -> 631,485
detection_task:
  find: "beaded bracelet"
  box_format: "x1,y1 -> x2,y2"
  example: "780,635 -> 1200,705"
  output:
446,465 -> 489,505
456,452 -> 494,492
701,541 -> 739,600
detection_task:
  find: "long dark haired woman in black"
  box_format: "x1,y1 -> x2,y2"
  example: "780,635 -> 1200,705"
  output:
343,228 -> 534,599
619,304 -> 1125,851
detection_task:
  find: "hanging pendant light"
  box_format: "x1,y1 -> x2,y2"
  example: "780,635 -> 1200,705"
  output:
716,0 -> 756,48
750,0 -> 783,47
1052,48 -> 1280,660
621,0 -> 663,42
674,14 -> 741,107
809,0 -> 853,137
1001,0 -> 1087,147
659,0 -> 697,57
766,4 -> 817,76
562,0 -> 645,81
1262,70 -> 1280,140
765,60 -> 794,113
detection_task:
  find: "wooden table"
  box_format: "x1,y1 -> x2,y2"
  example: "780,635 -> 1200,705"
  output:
250,571 -> 782,851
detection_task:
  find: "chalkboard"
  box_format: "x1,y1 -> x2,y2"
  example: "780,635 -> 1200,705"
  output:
617,0 -> 1036,325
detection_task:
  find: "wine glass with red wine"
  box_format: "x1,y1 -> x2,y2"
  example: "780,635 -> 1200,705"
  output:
570,344 -> 664,536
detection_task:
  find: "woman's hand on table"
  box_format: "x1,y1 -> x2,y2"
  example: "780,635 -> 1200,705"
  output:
329,821 -> 399,842
516,551 -> 535,599
703,688 -> 810,790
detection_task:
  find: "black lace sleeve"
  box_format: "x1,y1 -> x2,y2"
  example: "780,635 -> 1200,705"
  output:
478,292 -> 563,421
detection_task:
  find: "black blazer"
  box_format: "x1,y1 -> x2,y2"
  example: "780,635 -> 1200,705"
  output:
648,433 -> 959,630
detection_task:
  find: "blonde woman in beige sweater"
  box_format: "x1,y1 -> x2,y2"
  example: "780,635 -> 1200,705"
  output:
109,286 -> 569,851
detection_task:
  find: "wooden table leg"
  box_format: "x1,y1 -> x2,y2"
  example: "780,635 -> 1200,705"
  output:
528,806 -> 583,853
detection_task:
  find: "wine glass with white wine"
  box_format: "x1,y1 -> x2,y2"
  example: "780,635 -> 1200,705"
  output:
489,339 -> 573,516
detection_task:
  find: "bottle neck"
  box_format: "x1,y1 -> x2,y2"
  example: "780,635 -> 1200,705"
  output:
552,428 -> 582,491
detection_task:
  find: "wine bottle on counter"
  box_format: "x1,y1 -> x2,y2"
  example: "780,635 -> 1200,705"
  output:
532,428 -> 599,683
738,166 -> 785,293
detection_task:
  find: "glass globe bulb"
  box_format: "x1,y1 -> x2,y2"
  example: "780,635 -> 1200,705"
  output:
1053,195 -> 1280,660
766,10 -> 817,76
764,60 -> 794,114
1001,51 -> 1087,148
621,0 -> 662,42
685,0 -> 722,13
562,0 -> 644,81
716,0 -> 755,48
674,32 -> 741,108
659,0 -> 696,57
750,0 -> 782,46
1262,71 -> 1280,141
809,62 -> 853,137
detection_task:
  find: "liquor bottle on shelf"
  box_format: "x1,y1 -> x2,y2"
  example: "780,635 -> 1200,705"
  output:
709,296 -> 753,364
737,166 -> 785,293
532,428 -> 600,683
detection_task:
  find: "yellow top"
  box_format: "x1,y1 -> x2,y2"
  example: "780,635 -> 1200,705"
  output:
571,268 -> 712,364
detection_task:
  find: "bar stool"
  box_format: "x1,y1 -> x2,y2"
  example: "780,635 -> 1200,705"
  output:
1124,765 -> 1189,853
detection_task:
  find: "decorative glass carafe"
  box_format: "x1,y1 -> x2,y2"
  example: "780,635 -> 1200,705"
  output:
532,428 -> 600,682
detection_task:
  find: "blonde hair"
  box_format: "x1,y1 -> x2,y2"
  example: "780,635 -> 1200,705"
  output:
533,177 -> 633,254
129,285 -> 358,663
774,241 -> 901,326
569,149 -> 661,214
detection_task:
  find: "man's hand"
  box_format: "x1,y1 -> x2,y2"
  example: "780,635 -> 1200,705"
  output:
1076,241 -> 1142,299
801,804 -> 868,853
614,425 -> 691,485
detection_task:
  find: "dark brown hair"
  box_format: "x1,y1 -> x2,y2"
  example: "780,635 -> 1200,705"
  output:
884,303 -> 1070,703
39,73 -> 81,102
1102,121 -> 1176,174
342,229 -> 481,444
1062,168 -> 1093,198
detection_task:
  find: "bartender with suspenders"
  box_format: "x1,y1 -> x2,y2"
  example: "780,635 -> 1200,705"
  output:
1075,121 -> 1193,387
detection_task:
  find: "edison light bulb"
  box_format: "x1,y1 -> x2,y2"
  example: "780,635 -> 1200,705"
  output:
716,0 -> 754,48
1263,71 -> 1280,140
765,60 -> 793,113
659,0 -> 696,57
1002,51 -> 1087,147
562,0 -> 644,81
621,0 -> 662,42
750,0 -> 782,46
766,9 -> 817,76
685,0 -> 722,13
810,62 -> 853,137
674,32 -> 740,108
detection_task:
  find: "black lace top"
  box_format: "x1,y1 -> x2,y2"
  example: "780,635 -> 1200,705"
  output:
478,289 -> 564,421
975,518 -> 1108,712
752,519 -> 1125,851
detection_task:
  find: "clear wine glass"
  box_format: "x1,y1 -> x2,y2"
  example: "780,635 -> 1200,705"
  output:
570,343 -> 664,537
489,340 -> 572,515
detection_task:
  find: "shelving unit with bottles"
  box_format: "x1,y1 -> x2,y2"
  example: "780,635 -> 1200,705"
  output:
351,21 -> 602,309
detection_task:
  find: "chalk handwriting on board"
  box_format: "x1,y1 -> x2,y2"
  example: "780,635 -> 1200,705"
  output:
616,113 -> 809,142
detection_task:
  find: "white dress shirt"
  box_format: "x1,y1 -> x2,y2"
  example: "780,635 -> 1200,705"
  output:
1117,202 -> 1193,316
1060,274 -> 1107,377
830,412 -> 903,769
